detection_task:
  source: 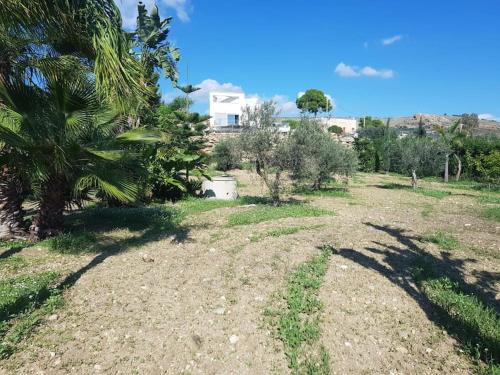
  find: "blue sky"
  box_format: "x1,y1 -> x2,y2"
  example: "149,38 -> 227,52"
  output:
117,0 -> 500,120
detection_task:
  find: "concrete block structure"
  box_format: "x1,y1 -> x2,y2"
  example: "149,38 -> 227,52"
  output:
209,92 -> 258,128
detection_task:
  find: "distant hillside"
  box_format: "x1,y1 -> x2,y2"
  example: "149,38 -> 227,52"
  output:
380,114 -> 500,135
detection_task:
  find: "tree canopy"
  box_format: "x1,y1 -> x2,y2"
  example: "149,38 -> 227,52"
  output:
296,89 -> 331,116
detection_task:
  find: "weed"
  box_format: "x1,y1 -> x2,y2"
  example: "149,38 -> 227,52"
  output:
422,231 -> 460,251
0,255 -> 27,272
228,204 -> 332,226
44,232 -> 98,254
266,245 -> 333,374
412,259 -> 500,368
0,240 -> 29,250
0,272 -> 59,322
0,292 -> 63,358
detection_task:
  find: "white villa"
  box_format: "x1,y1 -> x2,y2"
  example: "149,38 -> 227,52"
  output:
209,92 -> 258,128
208,91 -> 357,135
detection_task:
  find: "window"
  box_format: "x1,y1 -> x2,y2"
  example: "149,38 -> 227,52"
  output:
227,114 -> 239,125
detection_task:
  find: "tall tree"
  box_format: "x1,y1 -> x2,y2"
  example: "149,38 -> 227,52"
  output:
0,64 -> 160,238
132,2 -> 180,126
296,89 -> 331,116
435,121 -> 466,182
0,0 -> 148,239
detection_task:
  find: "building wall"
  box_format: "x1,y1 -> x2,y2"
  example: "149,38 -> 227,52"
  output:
318,117 -> 357,134
210,92 -> 256,127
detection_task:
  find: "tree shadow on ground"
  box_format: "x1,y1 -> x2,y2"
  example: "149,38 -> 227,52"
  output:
56,206 -> 190,289
336,222 -> 499,364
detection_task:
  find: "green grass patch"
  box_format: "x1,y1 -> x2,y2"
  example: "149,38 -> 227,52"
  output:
228,204 -> 332,226
265,244 -> 334,374
422,231 -> 460,251
294,187 -> 351,199
421,204 -> 433,218
0,255 -> 28,272
482,207 -> 500,222
174,196 -> 269,217
250,224 -> 325,242
0,292 -> 63,358
379,183 -> 452,199
44,232 -> 98,254
417,188 -> 452,199
412,260 -> 500,369
0,240 -> 29,251
478,195 -> 500,205
0,272 -> 59,322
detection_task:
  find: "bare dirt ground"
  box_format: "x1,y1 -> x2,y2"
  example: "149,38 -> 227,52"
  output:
1,171 -> 498,374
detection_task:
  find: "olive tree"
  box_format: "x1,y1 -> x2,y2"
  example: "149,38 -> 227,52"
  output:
400,136 -> 449,188
288,119 -> 357,190
240,102 -> 290,204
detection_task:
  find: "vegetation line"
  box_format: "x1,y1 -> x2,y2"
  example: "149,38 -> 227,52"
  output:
411,260 -> 500,372
264,244 -> 334,374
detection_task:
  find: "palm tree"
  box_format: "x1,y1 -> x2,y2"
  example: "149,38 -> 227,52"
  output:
0,0 -> 153,239
435,121 -> 466,182
0,62 -> 161,239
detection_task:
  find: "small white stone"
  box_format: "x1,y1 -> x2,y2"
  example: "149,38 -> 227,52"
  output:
214,307 -> 225,315
94,364 -> 102,371
48,314 -> 58,321
396,346 -> 408,354
344,341 -> 352,347
49,351 -> 56,358
229,335 -> 239,344
209,248 -> 216,253
426,348 -> 433,354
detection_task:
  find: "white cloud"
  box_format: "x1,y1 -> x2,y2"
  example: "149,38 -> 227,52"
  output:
382,35 -> 402,45
335,62 -> 395,79
363,41 -> 368,48
335,62 -> 360,77
360,66 -> 395,79
117,0 -> 192,29
479,113 -> 500,122
162,79 -> 309,116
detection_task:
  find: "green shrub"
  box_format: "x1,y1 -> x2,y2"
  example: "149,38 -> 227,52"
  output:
213,138 -> 242,171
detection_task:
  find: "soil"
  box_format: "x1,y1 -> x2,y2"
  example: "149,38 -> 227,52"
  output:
1,171 -> 498,374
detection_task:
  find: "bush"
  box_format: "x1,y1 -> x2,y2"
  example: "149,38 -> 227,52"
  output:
288,119 -> 357,189
213,138 -> 242,171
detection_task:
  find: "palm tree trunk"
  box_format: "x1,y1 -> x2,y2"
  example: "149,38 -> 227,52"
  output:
454,154 -> 462,181
30,174 -> 67,240
0,164 -> 26,239
444,154 -> 449,183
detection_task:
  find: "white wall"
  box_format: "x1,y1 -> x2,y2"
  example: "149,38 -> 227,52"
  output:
319,117 -> 357,134
209,92 -> 261,127
209,92 -> 245,127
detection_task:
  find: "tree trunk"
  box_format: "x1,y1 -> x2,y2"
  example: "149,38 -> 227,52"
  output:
454,154 -> 462,181
444,154 -> 449,183
0,164 -> 26,239
411,170 -> 418,189
30,174 -> 67,240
